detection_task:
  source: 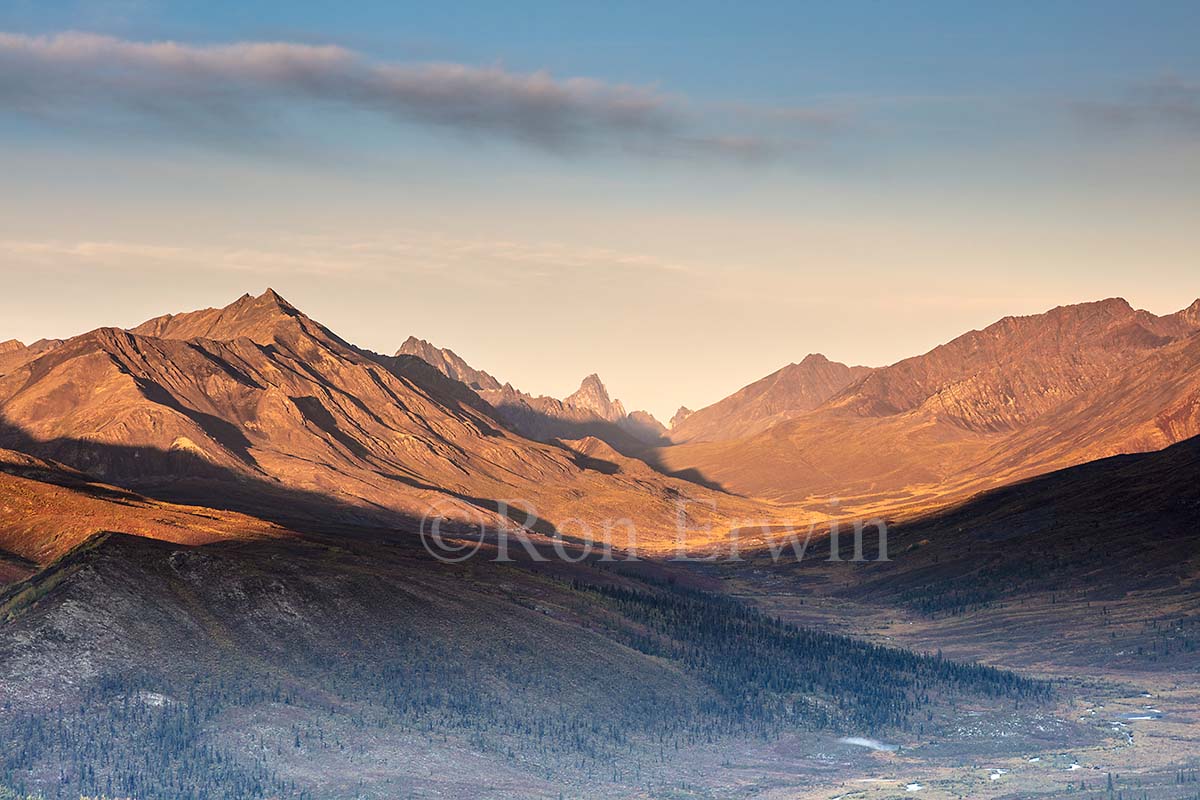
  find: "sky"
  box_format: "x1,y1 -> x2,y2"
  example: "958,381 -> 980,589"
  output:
1,2 -> 1198,422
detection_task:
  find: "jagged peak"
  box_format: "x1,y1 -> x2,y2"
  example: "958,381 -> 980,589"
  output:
565,374 -> 626,421
669,407 -> 694,429
578,373 -> 606,390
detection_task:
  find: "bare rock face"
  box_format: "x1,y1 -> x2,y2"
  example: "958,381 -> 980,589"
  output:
0,340 -> 24,355
656,297 -> 1200,507
564,374 -> 627,421
669,407 -> 694,430
395,336 -> 502,391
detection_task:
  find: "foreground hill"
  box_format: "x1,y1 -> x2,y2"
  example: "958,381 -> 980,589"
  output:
0,527 -> 1049,799
730,433 -> 1200,674
656,298 -> 1200,508
0,446 -> 282,569
0,290 -> 764,551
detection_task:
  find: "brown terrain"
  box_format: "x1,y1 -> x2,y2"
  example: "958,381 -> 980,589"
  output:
668,353 -> 871,443
0,290 -> 1197,800
655,297 -> 1200,511
0,290 -> 766,555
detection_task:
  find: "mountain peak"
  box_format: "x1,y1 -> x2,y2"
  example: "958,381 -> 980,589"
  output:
395,336 -> 503,391
669,407 -> 694,429
565,374 -> 626,422
130,288 -> 309,345
0,339 -> 25,354
400,335 -> 428,350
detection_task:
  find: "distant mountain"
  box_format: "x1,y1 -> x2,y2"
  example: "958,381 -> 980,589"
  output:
564,373 -> 626,420
396,338 -> 668,452
669,406 -> 694,429
395,335 -> 502,391
0,290 -> 759,548
0,337 -> 62,377
656,298 -> 1200,507
670,354 -> 871,443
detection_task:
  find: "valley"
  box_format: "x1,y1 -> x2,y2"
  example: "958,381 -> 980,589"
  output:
0,290 -> 1196,799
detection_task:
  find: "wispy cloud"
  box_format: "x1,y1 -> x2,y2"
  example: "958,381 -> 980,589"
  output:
0,232 -> 698,280
1071,75 -> 1200,134
0,31 -> 812,158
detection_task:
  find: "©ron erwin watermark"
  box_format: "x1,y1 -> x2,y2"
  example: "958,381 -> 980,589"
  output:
418,497 -> 889,565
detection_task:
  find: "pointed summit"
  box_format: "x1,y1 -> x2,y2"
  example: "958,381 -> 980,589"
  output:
565,374 -> 626,421
395,336 -> 502,391
131,289 -> 307,345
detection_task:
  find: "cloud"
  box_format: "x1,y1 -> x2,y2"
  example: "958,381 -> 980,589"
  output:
0,231 -> 698,280
1071,76 -> 1200,134
0,30 -> 795,158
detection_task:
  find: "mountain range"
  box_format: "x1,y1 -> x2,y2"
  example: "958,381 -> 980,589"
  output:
0,288 -> 1197,798
396,336 -> 669,453
0,291 -> 762,556
655,297 -> 1200,509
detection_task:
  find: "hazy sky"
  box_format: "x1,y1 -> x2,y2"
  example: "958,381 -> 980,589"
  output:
1,2 -> 1198,421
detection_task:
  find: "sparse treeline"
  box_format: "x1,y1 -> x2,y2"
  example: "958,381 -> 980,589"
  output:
0,578 -> 1049,799
580,581 -> 1049,734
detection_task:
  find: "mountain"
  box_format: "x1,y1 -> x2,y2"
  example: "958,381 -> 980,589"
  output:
564,373 -> 626,420
396,337 -> 668,451
0,337 -> 62,377
655,298 -> 1200,508
669,406 -> 694,429
0,290 -> 760,550
669,354 -> 872,443
395,335 -> 502,391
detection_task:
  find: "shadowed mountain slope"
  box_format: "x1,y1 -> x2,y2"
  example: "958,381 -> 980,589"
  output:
396,337 -> 668,452
0,527 -> 1049,799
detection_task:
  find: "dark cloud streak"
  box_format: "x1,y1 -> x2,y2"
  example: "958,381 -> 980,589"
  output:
0,31 -> 798,159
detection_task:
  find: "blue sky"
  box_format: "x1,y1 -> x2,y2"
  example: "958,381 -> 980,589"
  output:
1,2 -> 1198,420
